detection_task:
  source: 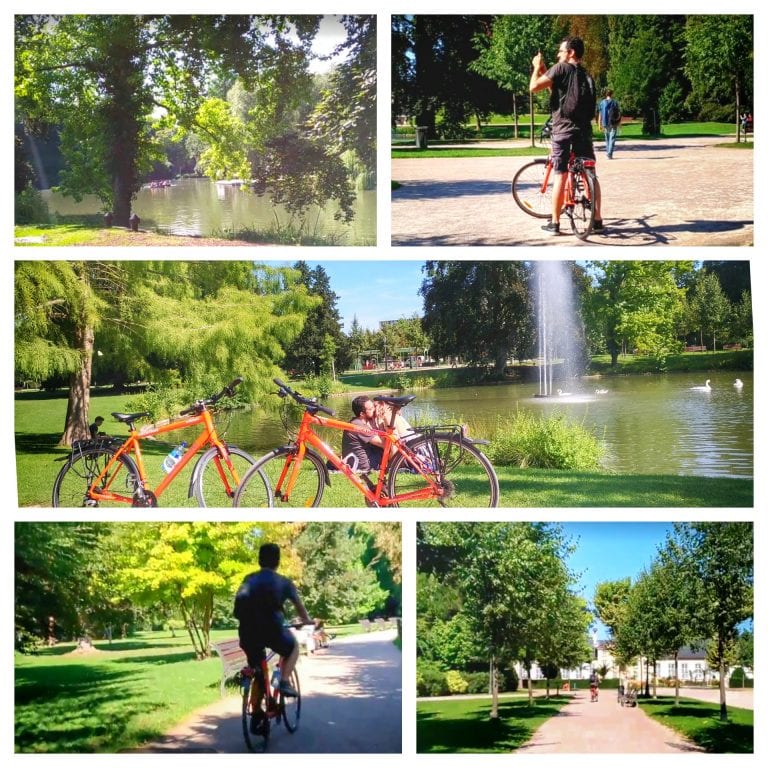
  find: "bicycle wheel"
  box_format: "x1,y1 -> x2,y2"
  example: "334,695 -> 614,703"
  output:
242,678 -> 269,752
566,168 -> 595,240
385,433 -> 500,507
52,444 -> 140,507
280,669 -> 302,733
512,159 -> 552,219
233,447 -> 326,508
191,445 -> 255,507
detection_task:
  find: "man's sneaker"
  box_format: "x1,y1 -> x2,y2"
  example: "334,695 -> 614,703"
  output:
541,221 -> 560,235
593,220 -> 605,232
279,680 -> 298,697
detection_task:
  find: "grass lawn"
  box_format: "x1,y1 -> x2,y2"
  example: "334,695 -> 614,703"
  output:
417,694 -> 571,753
15,381 -> 752,507
639,696 -> 753,753
392,120 -> 751,159
15,626 -> 363,753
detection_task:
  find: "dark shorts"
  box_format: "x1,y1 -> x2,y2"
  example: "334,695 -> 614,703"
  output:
551,129 -> 595,173
240,626 -> 296,668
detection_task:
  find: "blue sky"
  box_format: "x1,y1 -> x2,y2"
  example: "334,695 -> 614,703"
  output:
266,260 -> 427,332
559,522 -> 674,639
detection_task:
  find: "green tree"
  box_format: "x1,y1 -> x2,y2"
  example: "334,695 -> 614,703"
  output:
15,522 -> 105,645
392,16 -> 503,139
471,15 -> 553,140
607,16 -> 686,134
15,260 -> 316,443
283,262 -> 351,377
684,16 -> 753,140
689,271 -> 730,350
422,522 -> 574,718
420,261 -> 533,376
585,261 -> 693,365
107,522 -> 299,657
663,523 -> 753,721
293,523 -> 388,624
15,15 -> 320,226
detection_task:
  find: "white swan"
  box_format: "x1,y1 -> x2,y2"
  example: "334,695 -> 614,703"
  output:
595,388 -> 609,395
734,378 -> 744,389
557,388 -> 572,396
691,379 -> 711,391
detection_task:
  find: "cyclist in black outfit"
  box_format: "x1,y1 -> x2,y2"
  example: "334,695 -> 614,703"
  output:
234,543 -> 311,697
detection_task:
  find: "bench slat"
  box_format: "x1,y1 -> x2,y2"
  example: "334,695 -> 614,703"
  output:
212,638 -> 248,697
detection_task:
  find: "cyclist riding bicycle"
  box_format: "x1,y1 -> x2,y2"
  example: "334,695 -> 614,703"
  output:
589,670 -> 599,700
234,543 -> 312,701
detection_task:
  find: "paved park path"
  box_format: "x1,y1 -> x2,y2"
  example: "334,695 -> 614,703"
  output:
391,135 -> 753,246
133,630 -> 401,754
517,687 -> 717,754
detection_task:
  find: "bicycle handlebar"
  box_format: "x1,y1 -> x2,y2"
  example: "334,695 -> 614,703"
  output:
273,378 -> 336,417
179,377 -> 244,416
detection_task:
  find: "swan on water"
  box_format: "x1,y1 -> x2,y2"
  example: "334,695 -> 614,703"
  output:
557,389 -> 572,396
734,378 -> 744,389
690,379 -> 711,391
595,388 -> 609,395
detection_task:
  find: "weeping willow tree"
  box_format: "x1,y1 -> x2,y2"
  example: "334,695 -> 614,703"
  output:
14,261 -> 317,445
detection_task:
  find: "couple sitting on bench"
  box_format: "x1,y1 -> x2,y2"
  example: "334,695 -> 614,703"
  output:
340,395 -> 414,473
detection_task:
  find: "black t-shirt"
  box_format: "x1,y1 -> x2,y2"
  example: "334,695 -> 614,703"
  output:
546,61 -> 595,135
340,417 -> 382,471
234,568 -> 298,640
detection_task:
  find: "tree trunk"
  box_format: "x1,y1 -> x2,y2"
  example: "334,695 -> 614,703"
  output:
490,655 -> 499,719
719,642 -> 728,721
674,653 -> 680,706
513,94 -> 519,140
58,321 -> 94,447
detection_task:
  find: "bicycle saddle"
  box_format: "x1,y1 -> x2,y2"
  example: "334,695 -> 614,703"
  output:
111,411 -> 152,424
373,394 -> 416,408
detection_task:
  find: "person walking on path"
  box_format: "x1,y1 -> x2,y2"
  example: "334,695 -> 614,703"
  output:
598,89 -> 621,158
529,36 -> 603,235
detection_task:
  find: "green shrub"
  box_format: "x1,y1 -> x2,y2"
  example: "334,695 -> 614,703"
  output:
15,186 -> 50,225
729,667 -> 753,687
464,671 -> 490,694
445,670 -> 469,694
417,660 -> 449,697
488,411 -> 605,470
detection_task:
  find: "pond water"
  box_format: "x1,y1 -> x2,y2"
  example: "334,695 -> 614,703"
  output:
219,372 -> 753,479
41,178 -> 376,245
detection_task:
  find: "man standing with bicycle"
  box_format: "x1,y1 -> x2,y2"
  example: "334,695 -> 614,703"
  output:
529,36 -> 603,235
234,543 -> 312,699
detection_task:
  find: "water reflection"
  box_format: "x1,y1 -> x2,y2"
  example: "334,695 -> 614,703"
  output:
41,178 -> 376,245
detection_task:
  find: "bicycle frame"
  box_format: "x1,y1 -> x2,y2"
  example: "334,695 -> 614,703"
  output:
275,410 -> 442,506
535,152 -> 592,207
87,407 -> 236,504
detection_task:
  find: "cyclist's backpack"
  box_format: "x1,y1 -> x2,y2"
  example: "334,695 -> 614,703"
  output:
558,64 -> 596,126
607,99 -> 622,127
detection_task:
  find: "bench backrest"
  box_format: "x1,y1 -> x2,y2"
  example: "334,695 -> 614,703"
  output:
212,638 -> 247,696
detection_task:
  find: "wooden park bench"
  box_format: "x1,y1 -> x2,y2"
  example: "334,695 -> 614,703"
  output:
684,345 -> 707,352
723,343 -> 742,350
374,617 -> 390,631
359,618 -> 372,632
211,637 -> 247,697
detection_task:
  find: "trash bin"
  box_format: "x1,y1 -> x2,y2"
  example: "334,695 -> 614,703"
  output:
415,126 -> 428,149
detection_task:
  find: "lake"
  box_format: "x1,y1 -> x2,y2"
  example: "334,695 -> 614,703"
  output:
219,372 -> 752,479
41,178 -> 376,245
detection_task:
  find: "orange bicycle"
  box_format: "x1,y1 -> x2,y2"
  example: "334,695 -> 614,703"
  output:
512,150 -> 596,239
233,378 -> 499,507
52,378 -> 253,507
240,627 -> 312,752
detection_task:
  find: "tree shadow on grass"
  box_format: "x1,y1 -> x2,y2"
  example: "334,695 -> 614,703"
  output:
417,700 -> 563,753
641,698 -> 753,753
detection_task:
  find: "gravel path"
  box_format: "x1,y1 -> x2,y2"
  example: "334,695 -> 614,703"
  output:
391,136 -> 753,246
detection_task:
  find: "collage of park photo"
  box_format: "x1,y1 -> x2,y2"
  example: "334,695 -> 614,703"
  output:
9,6 -> 759,763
